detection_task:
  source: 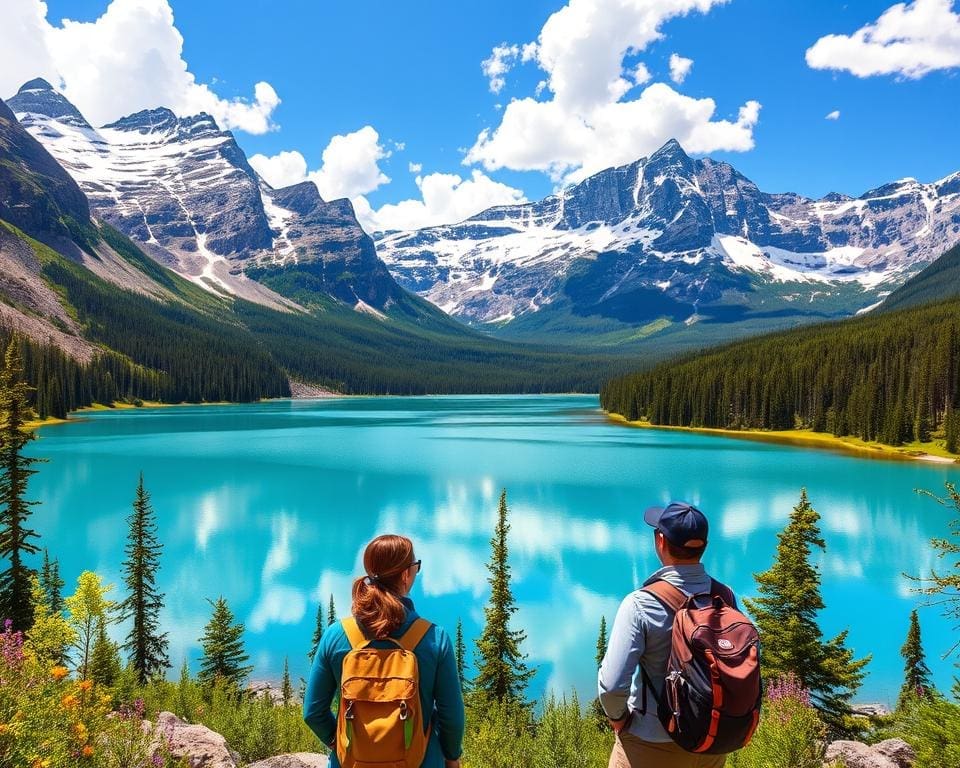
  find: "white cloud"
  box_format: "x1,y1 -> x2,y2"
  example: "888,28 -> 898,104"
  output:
669,53 -> 694,84
465,0 -> 759,183
632,62 -> 652,85
806,0 -> 960,79
482,43 -> 521,94
310,126 -> 391,199
408,161 -> 423,174
468,84 -> 760,183
353,169 -> 526,232
250,126 -> 391,200
248,150 -> 309,189
0,0 -> 280,134
825,109 -> 841,120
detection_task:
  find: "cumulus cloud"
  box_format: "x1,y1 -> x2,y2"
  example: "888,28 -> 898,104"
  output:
806,0 -> 960,79
250,126 -> 391,200
465,0 -> 760,183
252,129 -> 523,231
669,53 -> 694,83
825,109 -> 841,120
468,84 -> 760,183
632,62 -> 653,85
0,0 -> 280,133
354,169 -> 526,232
482,43 -> 521,93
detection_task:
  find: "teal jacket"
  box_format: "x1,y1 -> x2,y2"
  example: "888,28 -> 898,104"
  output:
303,597 -> 465,767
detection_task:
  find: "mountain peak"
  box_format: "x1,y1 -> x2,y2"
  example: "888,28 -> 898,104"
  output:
17,78 -> 56,94
650,138 -> 690,161
8,78 -> 91,129
103,107 -> 225,140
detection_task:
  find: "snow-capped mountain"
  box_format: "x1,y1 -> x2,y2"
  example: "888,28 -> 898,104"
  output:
376,139 -> 960,327
8,79 -> 404,313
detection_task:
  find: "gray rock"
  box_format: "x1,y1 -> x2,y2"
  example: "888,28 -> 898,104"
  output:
824,738 -> 915,768
154,711 -> 240,768
246,754 -> 329,768
875,739 -> 917,767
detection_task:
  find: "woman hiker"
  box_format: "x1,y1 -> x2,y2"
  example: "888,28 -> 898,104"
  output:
304,534 -> 465,767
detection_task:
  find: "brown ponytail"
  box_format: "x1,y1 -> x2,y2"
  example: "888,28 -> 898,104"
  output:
351,534 -> 415,639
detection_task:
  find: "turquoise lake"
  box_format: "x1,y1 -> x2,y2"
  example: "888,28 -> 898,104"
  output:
28,395 -> 960,705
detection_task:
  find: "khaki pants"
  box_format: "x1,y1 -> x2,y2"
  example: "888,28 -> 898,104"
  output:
609,732 -> 726,768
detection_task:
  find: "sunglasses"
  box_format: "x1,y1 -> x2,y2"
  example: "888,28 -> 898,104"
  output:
409,559 -> 422,574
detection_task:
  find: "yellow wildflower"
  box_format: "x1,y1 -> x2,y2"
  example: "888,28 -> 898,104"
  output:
72,721 -> 88,740
78,679 -> 93,692
51,666 -> 69,681
81,744 -> 95,758
31,759 -> 51,768
0,723 -> 9,736
61,694 -> 78,709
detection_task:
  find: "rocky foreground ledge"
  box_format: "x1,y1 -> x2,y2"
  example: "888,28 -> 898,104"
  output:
155,710 -> 915,768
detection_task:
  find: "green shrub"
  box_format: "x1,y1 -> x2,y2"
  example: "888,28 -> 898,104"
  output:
0,621 -> 175,767
463,696 -> 535,768
728,674 -> 826,768
889,696 -> 960,768
531,692 -> 612,768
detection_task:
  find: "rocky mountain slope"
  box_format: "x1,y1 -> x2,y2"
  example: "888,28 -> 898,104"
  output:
879,242 -> 960,313
376,139 -> 960,338
1,88 -> 623,397
8,78 -> 409,316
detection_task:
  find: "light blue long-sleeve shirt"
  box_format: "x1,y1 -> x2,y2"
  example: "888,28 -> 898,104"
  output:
303,596 -> 465,767
598,563 -> 735,743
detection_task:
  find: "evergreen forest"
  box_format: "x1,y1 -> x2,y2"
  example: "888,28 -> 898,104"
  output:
601,294 -> 960,451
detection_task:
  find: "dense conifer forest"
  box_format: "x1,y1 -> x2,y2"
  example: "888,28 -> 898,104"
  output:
600,295 -> 960,450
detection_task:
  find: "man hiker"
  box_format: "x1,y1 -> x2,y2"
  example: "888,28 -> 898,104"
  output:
598,501 -> 743,768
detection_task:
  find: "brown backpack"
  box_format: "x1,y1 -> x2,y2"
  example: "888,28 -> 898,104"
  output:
639,579 -> 762,755
337,617 -> 433,768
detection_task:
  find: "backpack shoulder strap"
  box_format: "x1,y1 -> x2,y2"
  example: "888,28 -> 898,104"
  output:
397,618 -> 432,652
342,617 -> 369,649
710,579 -> 736,607
641,579 -> 689,614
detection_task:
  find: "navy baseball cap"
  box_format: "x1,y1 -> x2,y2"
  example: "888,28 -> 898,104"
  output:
644,501 -> 708,549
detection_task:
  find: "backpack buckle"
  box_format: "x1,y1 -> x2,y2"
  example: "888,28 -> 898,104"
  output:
344,700 -> 355,720
399,700 -> 408,721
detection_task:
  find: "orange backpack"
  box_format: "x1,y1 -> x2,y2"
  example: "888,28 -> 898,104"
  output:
337,617 -> 433,768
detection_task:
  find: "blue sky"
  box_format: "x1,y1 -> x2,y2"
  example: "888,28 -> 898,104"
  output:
4,0 -> 960,231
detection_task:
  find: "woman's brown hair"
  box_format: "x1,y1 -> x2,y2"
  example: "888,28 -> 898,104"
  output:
351,534 -> 416,639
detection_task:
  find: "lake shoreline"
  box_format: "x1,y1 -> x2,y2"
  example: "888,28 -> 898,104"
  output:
607,413 -> 959,465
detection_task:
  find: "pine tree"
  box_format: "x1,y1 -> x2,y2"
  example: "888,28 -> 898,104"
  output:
281,656 -> 293,705
592,616 -> 608,728
119,474 -> 169,684
90,617 -> 122,688
39,549 -> 65,614
473,489 -> 532,706
898,609 -> 934,708
455,617 -> 469,692
744,489 -> 870,732
307,604 -> 324,662
0,340 -> 44,631
198,596 -> 252,688
327,594 -> 337,626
